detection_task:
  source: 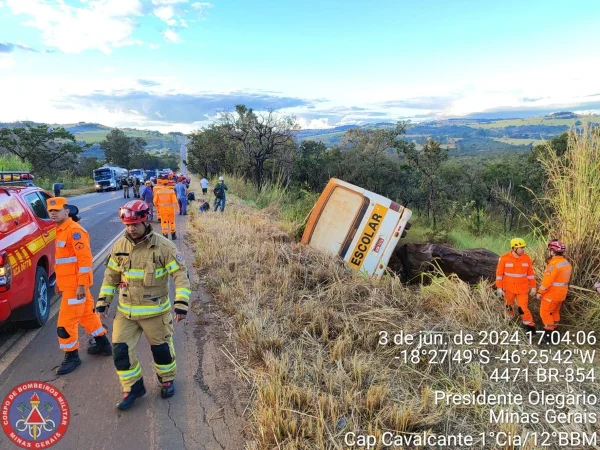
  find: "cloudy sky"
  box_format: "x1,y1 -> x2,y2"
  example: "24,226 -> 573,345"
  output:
1,0 -> 600,132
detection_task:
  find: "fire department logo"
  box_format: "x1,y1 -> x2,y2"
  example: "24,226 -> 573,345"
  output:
49,200 -> 56,206
1,381 -> 69,449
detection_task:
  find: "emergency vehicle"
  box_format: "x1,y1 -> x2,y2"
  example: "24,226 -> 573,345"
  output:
0,171 -> 56,327
301,178 -> 412,279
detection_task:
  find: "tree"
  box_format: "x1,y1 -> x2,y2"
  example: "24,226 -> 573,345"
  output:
0,124 -> 82,175
186,125 -> 231,177
100,129 -> 132,168
398,138 -> 449,228
220,105 -> 299,190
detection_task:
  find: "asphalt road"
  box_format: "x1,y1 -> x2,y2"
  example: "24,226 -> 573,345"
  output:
0,191 -> 222,450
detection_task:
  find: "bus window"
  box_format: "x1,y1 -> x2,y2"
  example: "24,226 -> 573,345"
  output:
308,186 -> 366,255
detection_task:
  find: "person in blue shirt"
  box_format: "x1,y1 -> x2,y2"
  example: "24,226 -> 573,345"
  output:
174,179 -> 188,215
140,180 -> 154,221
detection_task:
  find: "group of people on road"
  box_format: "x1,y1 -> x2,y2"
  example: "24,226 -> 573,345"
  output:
496,238 -> 572,343
46,188 -> 191,410
43,173 -> 232,411
120,175 -> 142,199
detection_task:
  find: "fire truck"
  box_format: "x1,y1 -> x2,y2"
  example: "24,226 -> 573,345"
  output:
0,171 -> 57,327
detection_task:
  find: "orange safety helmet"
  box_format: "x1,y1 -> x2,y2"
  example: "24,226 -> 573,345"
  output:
548,239 -> 566,253
118,200 -> 150,224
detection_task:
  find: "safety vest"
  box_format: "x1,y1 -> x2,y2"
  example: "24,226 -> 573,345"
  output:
55,218 -> 93,291
495,251 -> 536,294
97,229 -> 191,318
538,255 -> 572,302
154,187 -> 178,209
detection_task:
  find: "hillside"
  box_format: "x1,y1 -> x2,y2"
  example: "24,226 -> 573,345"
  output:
0,121 -> 184,160
300,113 -> 600,155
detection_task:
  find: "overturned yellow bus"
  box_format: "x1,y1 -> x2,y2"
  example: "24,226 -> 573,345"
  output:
301,178 -> 412,279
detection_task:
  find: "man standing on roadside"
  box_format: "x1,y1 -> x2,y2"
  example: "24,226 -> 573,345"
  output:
141,180 -> 154,221
200,176 -> 209,196
175,178 -> 188,216
96,200 -> 191,410
213,176 -> 228,213
47,197 -> 112,375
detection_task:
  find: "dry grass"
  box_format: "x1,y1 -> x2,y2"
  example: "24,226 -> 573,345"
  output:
535,124 -> 600,329
187,180 -> 600,449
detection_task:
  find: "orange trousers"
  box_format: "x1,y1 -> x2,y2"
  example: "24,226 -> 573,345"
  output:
540,297 -> 564,331
503,291 -> 534,326
57,288 -> 106,352
158,208 -> 176,235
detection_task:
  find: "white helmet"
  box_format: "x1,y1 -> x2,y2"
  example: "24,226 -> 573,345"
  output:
219,176 -> 224,181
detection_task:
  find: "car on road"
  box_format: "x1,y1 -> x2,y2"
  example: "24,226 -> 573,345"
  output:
0,171 -> 56,328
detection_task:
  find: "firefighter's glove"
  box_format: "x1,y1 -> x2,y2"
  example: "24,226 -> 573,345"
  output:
96,305 -> 107,313
529,287 -> 537,297
496,288 -> 504,298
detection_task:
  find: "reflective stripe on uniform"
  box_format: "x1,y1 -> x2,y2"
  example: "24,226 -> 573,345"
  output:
91,326 -> 105,337
539,285 -> 548,292
557,261 -> 571,268
124,269 -> 145,280
176,288 -> 191,300
67,297 -> 85,305
117,301 -> 171,317
57,256 -> 77,264
552,282 -> 569,286
496,276 -> 503,280
100,285 -> 116,296
505,273 -> 526,278
57,241 -> 66,247
79,267 -> 92,273
154,360 -> 176,375
527,275 -> 535,279
155,268 -> 167,278
60,340 -> 78,349
118,363 -> 141,380
166,260 -> 180,274
505,263 -> 514,267
107,258 -> 119,270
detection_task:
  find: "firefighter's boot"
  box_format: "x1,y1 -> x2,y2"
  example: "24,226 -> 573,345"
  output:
117,378 -> 146,411
87,334 -> 113,356
171,232 -> 176,240
56,350 -> 82,375
161,381 -> 175,399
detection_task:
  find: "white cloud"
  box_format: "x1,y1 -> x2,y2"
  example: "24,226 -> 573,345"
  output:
162,29 -> 181,43
180,19 -> 188,28
191,2 -> 212,12
152,0 -> 188,4
5,0 -> 144,54
0,54 -> 16,69
149,43 -> 160,50
154,5 -> 174,21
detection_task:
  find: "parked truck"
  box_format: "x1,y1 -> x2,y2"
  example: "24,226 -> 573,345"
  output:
128,169 -> 147,183
93,165 -> 127,192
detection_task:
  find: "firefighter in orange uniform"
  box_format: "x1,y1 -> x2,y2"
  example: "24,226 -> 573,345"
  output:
47,197 -> 112,375
536,240 -> 572,343
154,179 -> 179,239
495,238 -> 537,334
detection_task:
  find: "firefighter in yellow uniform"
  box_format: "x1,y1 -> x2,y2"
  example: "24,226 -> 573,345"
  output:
96,200 -> 191,410
154,179 -> 179,240
47,197 -> 112,375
